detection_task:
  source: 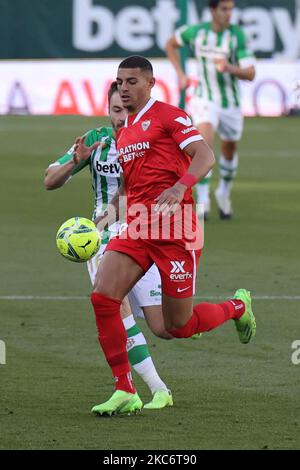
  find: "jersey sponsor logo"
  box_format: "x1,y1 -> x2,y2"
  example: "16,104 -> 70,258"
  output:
181,126 -> 197,135
170,260 -> 192,280
118,141 -> 150,155
196,45 -> 229,60
170,260 -> 186,273
118,141 -> 150,163
141,120 -> 151,131
95,161 -> 121,175
175,116 -> 192,127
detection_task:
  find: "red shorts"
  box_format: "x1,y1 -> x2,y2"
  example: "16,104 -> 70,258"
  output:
106,233 -> 201,299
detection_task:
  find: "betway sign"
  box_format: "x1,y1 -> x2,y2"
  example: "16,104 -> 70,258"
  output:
73,0 -> 300,59
73,0 -> 179,53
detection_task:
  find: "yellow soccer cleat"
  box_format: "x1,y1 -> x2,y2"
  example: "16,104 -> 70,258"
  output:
233,289 -> 256,344
91,390 -> 143,416
144,389 -> 173,410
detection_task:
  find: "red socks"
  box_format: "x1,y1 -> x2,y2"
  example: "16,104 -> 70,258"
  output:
91,292 -> 135,393
115,372 -> 135,394
169,299 -> 245,338
91,291 -> 245,384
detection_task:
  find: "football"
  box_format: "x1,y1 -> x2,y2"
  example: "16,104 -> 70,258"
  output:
56,217 -> 101,262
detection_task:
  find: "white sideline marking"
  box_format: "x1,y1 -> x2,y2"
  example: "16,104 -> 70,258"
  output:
1,295 -> 300,301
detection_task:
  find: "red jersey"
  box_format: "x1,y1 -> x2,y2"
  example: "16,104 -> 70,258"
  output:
117,98 -> 203,216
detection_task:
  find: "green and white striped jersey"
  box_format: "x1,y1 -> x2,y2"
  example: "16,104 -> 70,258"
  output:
175,22 -> 255,108
51,126 -> 121,243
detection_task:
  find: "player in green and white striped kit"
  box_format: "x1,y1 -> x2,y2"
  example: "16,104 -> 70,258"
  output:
44,82 -> 173,410
166,0 -> 255,219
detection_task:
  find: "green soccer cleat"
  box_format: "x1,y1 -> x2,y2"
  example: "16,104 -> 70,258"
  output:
233,289 -> 256,344
143,389 -> 173,410
91,390 -> 143,416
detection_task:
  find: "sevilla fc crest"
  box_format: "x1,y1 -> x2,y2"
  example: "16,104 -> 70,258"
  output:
141,120 -> 151,131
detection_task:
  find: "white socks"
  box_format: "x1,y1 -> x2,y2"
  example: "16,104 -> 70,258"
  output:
217,154 -> 239,198
123,315 -> 168,395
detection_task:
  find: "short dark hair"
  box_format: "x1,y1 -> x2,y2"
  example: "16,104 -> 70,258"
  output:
108,81 -> 118,106
118,55 -> 153,74
209,0 -> 232,8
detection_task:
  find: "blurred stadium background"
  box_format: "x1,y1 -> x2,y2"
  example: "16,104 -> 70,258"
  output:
0,0 -> 299,451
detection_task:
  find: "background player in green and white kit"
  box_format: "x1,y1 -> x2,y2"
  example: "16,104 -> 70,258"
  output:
44,82 -> 173,410
166,0 -> 255,219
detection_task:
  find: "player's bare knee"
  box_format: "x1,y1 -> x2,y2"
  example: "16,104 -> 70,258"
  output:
92,279 -> 120,299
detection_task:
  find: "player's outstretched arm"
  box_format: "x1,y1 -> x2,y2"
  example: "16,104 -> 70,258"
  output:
44,136 -> 101,190
72,136 -> 101,163
155,140 -> 215,215
44,160 -> 77,190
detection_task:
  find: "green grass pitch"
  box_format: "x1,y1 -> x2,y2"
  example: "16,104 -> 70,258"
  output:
0,115 -> 299,450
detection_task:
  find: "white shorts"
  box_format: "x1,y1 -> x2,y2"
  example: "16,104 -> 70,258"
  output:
87,243 -> 162,319
188,97 -> 244,141
127,264 -> 162,318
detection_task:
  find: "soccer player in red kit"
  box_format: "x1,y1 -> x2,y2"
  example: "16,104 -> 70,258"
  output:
91,56 -> 256,415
